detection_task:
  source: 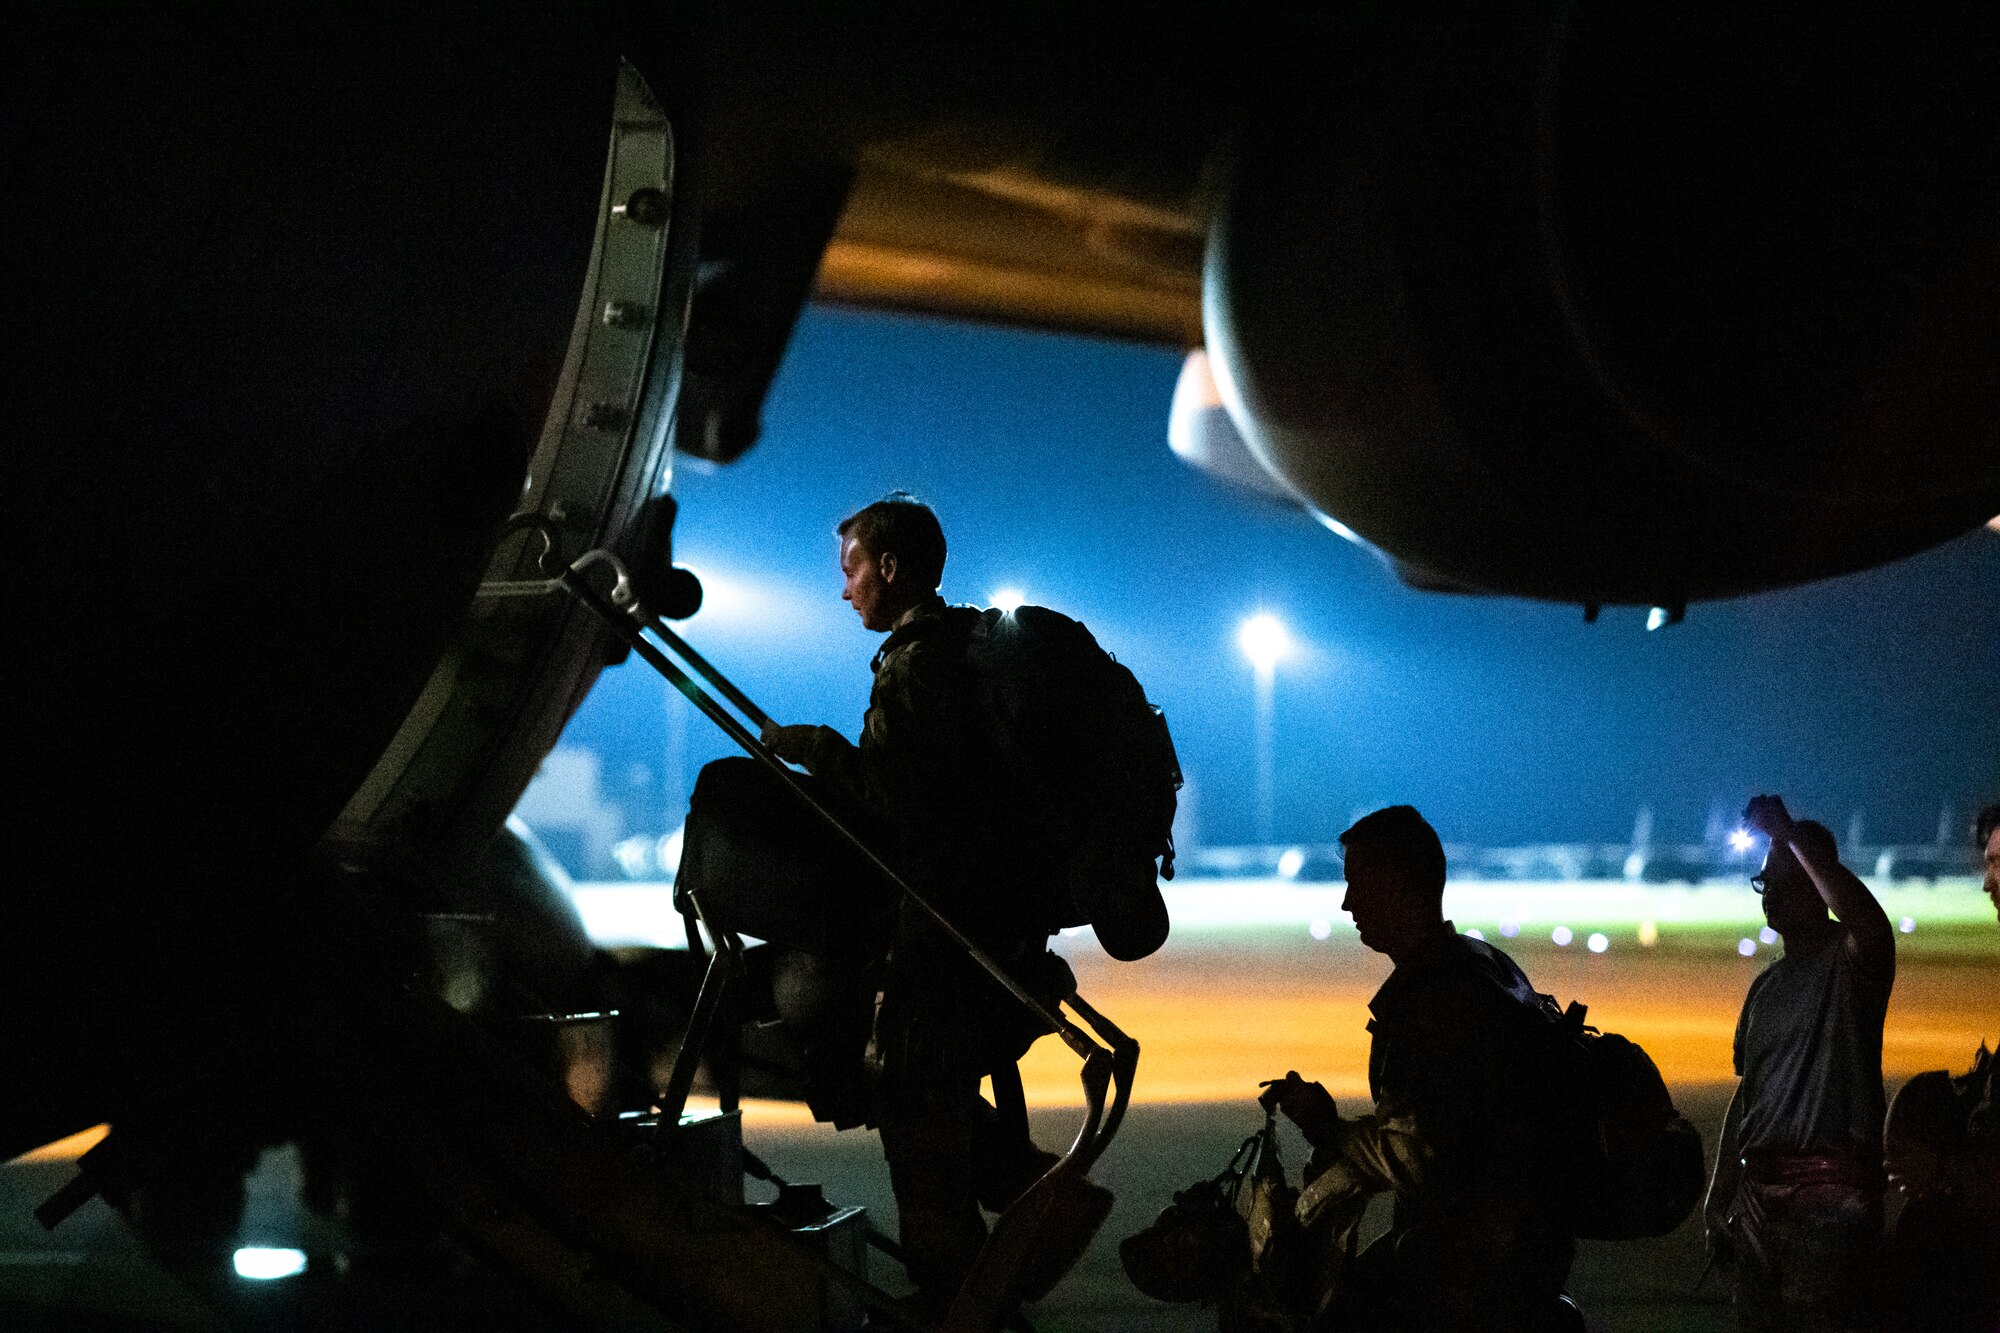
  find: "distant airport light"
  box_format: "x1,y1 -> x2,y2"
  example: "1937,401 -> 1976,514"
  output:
1638,920 -> 1660,948
1551,926 -> 1573,947
655,828 -> 684,878
1587,932 -> 1609,954
990,588 -> 1026,614
1308,918 -> 1333,941
1758,926 -> 1778,945
1899,916 -> 1916,934
234,1248 -> 307,1281
1738,937 -> 1758,957
1464,928 -> 1485,941
1499,920 -> 1521,939
1277,847 -> 1306,879
1240,612 -> 1291,843
1728,828 -> 1755,853
611,835 -> 652,879
1237,613 -> 1292,671
681,565 -> 753,620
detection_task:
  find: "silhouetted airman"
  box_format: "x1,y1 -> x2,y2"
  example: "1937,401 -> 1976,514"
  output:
682,492 -> 1062,1317
1263,805 -> 1581,1332
1705,796 -> 1895,1332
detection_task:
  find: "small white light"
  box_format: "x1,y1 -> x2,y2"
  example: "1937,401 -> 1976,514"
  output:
1728,829 -> 1755,853
1308,918 -> 1333,941
1552,926 -> 1573,947
1899,916 -> 1916,934
234,1248 -> 307,1281
990,588 -> 1026,614
655,827 -> 684,876
1638,920 -> 1659,948
1646,606 -> 1669,631
1738,937 -> 1757,957
1237,613 -> 1292,671
1499,920 -> 1520,939
1587,932 -> 1609,954
1758,926 -> 1778,944
1277,847 -> 1306,879
1464,928 -> 1485,941
611,835 -> 651,879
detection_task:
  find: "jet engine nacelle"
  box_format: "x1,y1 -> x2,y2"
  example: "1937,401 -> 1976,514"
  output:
1206,10 -> 2000,605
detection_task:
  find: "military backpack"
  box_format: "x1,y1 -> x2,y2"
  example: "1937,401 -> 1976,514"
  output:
958,604 -> 1180,961
1530,994 -> 1707,1240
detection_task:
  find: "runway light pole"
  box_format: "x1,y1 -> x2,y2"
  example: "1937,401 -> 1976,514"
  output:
1237,612 -> 1292,845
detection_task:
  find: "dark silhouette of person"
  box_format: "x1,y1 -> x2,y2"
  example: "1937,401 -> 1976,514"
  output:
1263,805 -> 1579,1332
1704,795 -> 1895,1332
1881,801 -> 1999,1331
685,491 -> 1061,1317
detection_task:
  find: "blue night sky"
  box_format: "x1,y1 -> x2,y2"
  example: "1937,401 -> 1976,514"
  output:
555,305 -> 2000,851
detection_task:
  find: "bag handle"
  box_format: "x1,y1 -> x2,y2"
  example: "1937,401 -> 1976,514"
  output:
1215,1128 -> 1264,1207
1216,1107 -> 1287,1207
1253,1108 -> 1285,1180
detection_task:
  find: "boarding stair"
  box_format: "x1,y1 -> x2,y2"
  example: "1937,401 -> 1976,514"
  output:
485,519 -> 1142,1330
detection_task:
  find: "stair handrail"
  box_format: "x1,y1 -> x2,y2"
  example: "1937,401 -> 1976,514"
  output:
497,522 -> 1137,1119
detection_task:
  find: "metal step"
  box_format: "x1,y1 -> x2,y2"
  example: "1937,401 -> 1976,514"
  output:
618,1108 -> 743,1207
620,1111 -> 873,1332
748,1185 -> 870,1333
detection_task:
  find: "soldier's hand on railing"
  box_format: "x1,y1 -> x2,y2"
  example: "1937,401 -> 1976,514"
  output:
764,723 -> 828,770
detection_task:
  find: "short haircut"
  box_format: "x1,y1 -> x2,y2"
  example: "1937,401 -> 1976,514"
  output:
1977,802 -> 2000,849
1339,805 -> 1447,898
837,491 -> 946,590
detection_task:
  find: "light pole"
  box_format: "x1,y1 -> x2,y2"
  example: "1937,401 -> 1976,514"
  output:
1237,612 -> 1292,845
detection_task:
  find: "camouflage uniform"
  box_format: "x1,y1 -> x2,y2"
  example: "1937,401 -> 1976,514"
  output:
787,592 -> 1059,1313
789,594 -> 1055,1072
1300,928 -> 1575,1332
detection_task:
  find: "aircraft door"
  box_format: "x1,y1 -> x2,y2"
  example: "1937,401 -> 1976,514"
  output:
329,61 -> 698,873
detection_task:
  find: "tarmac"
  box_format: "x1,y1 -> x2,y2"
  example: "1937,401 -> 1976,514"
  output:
3,910 -> 1991,1330
749,1089 -> 1738,1332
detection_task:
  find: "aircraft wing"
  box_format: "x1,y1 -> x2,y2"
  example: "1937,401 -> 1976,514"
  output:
818,159 -> 1203,346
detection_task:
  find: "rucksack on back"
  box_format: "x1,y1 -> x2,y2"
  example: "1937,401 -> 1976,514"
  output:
963,604 -> 1181,961
1534,996 -> 1707,1240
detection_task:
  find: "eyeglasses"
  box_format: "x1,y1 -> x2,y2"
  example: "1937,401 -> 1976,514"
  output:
1750,873 -> 1768,894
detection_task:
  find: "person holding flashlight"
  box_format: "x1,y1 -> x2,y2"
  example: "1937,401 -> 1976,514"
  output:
1705,795 -> 1895,1332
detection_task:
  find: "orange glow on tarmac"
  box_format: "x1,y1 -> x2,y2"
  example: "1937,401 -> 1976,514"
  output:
14,945 -> 1985,1141
688,1096 -> 818,1128
1018,937 -> 1997,1107
8,1123 -> 110,1164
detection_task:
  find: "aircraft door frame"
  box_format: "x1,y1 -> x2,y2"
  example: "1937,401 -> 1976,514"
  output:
329,60 -> 692,873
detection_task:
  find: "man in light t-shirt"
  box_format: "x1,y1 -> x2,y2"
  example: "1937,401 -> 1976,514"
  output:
1704,795 -> 1895,1332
